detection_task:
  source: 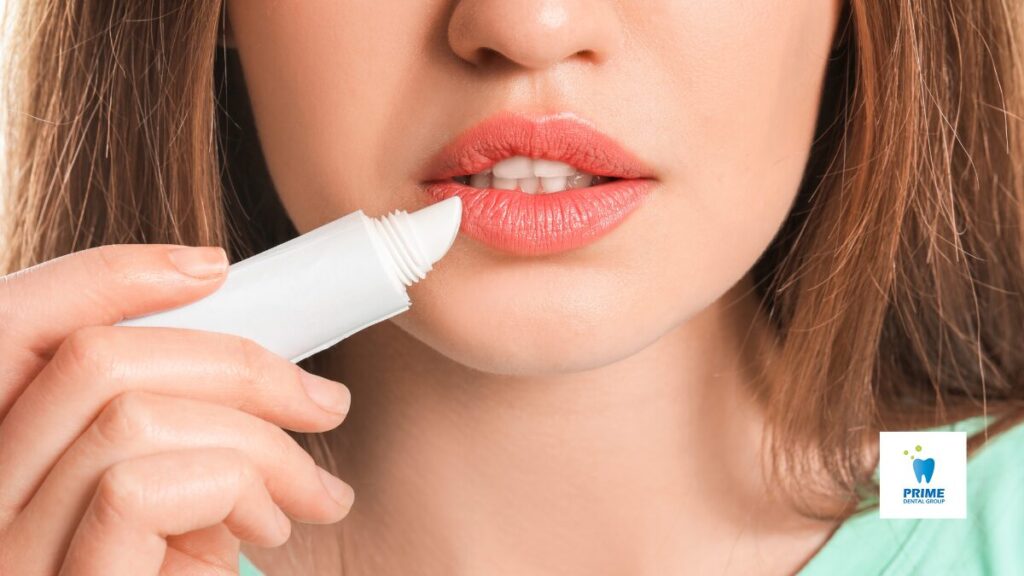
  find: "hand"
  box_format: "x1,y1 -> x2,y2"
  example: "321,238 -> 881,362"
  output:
0,244 -> 354,575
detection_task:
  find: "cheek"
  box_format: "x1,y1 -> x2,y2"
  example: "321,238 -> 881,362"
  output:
225,1 -> 447,230
662,0 -> 839,244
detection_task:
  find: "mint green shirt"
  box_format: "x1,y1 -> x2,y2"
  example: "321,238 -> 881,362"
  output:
240,414 -> 1023,575
799,414 -> 1024,575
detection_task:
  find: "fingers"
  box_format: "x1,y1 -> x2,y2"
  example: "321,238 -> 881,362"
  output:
58,448 -> 289,576
0,325 -> 350,521
0,244 -> 229,418
10,392 -> 353,575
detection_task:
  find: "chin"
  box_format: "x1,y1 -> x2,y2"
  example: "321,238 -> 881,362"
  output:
399,315 -> 674,377
393,275 -> 692,377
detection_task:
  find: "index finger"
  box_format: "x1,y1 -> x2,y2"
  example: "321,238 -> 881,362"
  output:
0,244 -> 227,417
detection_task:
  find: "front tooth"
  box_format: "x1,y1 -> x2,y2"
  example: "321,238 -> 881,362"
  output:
469,172 -> 491,189
533,159 -> 576,177
567,173 -> 594,189
492,177 -> 518,190
541,176 -> 568,192
492,156 -> 533,179
519,177 -> 540,194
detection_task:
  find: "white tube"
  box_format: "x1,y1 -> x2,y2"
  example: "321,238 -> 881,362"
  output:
116,196 -> 462,363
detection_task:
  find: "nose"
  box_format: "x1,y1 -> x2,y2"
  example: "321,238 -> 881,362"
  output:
447,0 -> 624,69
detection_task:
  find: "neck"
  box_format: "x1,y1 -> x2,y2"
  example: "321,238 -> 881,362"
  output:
254,275 -> 840,575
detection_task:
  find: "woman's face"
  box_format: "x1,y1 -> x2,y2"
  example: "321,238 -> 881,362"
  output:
225,0 -> 842,376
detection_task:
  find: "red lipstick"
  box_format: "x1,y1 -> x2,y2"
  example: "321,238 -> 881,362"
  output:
419,112 -> 655,256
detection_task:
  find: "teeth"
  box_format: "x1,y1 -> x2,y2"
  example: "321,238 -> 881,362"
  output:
532,159 -> 577,177
492,177 -> 518,190
492,156 -> 534,179
490,155 -> 589,180
519,176 -> 540,193
453,155 -> 615,193
541,176 -> 568,193
469,172 -> 491,189
568,173 -> 594,189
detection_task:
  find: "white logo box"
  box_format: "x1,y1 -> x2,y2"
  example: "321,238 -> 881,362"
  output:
878,431 -> 967,519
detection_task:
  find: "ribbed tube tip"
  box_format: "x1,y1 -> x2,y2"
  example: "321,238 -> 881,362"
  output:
371,196 -> 462,286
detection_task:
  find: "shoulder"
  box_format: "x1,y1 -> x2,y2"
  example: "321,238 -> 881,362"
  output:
799,415 -> 1024,576
891,415 -> 1024,574
950,415 -> 1024,570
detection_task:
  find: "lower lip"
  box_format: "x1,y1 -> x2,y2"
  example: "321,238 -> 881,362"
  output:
423,179 -> 654,256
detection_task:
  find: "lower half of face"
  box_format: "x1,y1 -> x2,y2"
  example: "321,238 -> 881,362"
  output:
227,0 -> 842,376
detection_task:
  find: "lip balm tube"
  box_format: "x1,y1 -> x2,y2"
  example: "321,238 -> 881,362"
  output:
116,196 -> 462,363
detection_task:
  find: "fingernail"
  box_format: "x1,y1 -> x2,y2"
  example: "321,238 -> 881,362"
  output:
317,467 -> 355,509
168,246 -> 228,279
300,371 -> 351,415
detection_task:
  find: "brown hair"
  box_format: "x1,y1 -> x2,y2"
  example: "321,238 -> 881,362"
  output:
751,0 -> 1024,515
2,0 -> 1022,531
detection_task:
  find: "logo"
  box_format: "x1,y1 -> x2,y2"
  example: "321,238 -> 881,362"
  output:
907,444 -> 935,483
900,443 -> 944,505
879,432 -> 966,519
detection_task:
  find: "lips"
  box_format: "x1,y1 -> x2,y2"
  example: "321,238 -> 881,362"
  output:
419,112 -> 655,256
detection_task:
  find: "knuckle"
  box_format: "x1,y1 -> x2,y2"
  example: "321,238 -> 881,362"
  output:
231,336 -> 278,391
56,326 -> 122,381
227,336 -> 311,418
205,447 -> 258,492
79,245 -> 145,320
92,391 -> 158,447
269,424 -> 309,465
92,462 -> 145,529
232,451 -> 262,488
88,245 -> 132,281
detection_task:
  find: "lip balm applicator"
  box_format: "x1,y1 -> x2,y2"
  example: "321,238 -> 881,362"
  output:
116,196 -> 462,363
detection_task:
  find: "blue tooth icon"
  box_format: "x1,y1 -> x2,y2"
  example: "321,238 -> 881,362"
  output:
913,457 -> 935,483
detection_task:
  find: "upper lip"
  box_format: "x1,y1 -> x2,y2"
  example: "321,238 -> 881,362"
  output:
418,112 -> 655,183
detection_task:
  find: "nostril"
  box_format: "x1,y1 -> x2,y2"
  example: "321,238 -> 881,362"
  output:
475,47 -> 504,67
469,47 -> 600,70
447,0 -> 623,71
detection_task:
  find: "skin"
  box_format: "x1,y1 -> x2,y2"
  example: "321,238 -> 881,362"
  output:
227,0 -> 845,573
0,0 -> 846,574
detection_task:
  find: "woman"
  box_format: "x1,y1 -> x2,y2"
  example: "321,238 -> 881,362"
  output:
0,0 -> 1022,574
